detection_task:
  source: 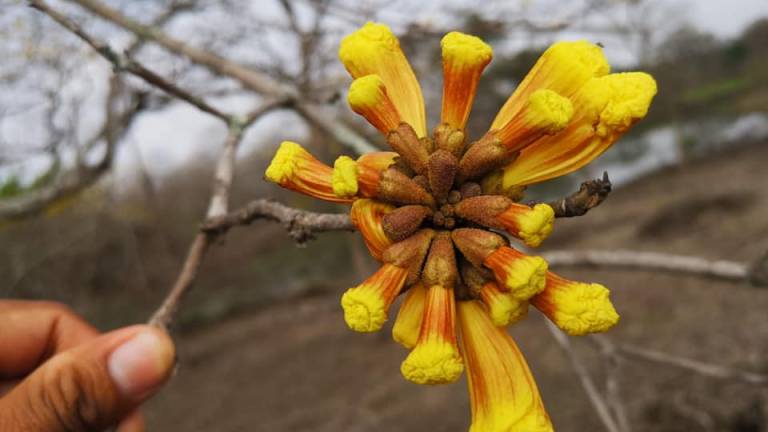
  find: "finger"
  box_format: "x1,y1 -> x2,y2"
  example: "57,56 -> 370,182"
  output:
117,410 -> 145,432
0,325 -> 175,432
0,301 -> 100,379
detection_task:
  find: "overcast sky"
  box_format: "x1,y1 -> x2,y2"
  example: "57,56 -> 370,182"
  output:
3,0 -> 767,187
682,0 -> 767,37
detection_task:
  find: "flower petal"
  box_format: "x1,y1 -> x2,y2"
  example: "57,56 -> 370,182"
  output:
483,246 -> 548,300
478,281 -> 529,327
496,203 -> 554,248
341,263 -> 408,333
401,284 -> 464,384
349,199 -> 395,261
264,141 -> 353,203
458,301 -> 553,432
392,283 -> 427,349
347,75 -> 402,134
440,31 -> 493,131
339,22 -> 426,136
498,72 -> 657,186
491,40 -> 609,131
532,272 -> 620,336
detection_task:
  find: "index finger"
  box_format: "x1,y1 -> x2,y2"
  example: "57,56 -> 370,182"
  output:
0,300 -> 100,379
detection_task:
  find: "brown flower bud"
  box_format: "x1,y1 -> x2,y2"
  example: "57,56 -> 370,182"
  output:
457,132 -> 516,182
422,231 -> 457,288
459,182 -> 482,199
459,261 -> 493,297
451,228 -> 506,268
433,123 -> 466,158
454,195 -> 513,229
447,190 -> 462,204
382,205 -> 432,242
378,168 -> 435,207
383,229 -> 435,284
427,150 -> 458,202
387,123 -> 429,175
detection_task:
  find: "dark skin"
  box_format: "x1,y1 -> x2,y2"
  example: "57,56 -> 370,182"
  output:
0,301 -> 175,432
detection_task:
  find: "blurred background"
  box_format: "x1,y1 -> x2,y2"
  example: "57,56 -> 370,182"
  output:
2,0 -> 768,430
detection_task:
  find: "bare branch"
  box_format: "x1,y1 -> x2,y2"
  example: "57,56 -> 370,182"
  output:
545,320 -> 622,432
591,335 -> 632,432
615,343 -> 768,386
547,172 -> 612,218
202,199 -> 354,243
149,100 -> 295,329
65,0 -> 290,96
541,249 -> 755,284
0,83 -> 142,220
149,232 -> 209,328
63,0 -> 378,154
30,0 -> 233,123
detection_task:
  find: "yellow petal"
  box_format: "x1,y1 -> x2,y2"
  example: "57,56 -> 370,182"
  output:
401,284 -> 464,384
478,281 -> 529,327
483,246 -> 548,300
392,283 -> 427,349
339,22 -> 426,137
440,31 -> 493,131
348,75 -> 402,134
341,263 -> 408,333
264,141 -> 353,203
491,40 -> 609,131
458,301 -> 553,432
349,199 -> 395,261
331,156 -> 359,198
499,72 -> 657,186
496,203 -> 554,248
532,272 -> 620,336
356,151 -> 398,198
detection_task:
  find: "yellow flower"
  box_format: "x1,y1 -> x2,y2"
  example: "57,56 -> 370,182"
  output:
265,22 -> 654,430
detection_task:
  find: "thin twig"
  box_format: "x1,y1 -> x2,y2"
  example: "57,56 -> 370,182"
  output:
616,343 -> 768,386
148,101 -> 288,328
545,320 -> 621,432
542,249 -> 754,284
148,233 -> 209,328
202,199 -> 354,243
546,172 -> 612,218
30,0 -> 233,123
64,0 -> 378,154
591,335 -> 632,432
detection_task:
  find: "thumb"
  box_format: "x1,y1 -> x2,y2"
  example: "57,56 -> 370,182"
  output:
0,325 -> 175,432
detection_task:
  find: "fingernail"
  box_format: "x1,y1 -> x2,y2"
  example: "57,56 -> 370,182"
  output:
108,330 -> 175,399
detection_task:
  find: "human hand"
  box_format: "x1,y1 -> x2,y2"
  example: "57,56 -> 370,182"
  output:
0,300 -> 175,431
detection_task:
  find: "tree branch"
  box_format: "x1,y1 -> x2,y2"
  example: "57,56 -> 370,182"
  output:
0,80 -> 142,220
148,100 -> 290,328
201,199 -> 354,244
547,172 -> 612,218
30,0 -> 234,123
541,249 -> 762,285
63,0 -> 378,154
545,320 -> 623,432
589,335 -> 768,387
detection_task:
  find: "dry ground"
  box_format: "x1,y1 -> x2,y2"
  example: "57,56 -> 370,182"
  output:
146,140 -> 768,431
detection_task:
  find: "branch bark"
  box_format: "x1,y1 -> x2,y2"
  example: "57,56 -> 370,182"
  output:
30,0 -> 234,123
547,172 -> 612,218
148,101 -> 292,328
202,199 -> 354,243
65,0 -> 378,155
541,249 -> 758,284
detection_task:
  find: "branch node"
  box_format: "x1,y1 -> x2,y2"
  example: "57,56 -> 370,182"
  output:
546,172 -> 612,218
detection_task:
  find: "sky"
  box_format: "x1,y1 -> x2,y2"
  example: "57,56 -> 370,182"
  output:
2,0 -> 767,188
683,0 -> 768,37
